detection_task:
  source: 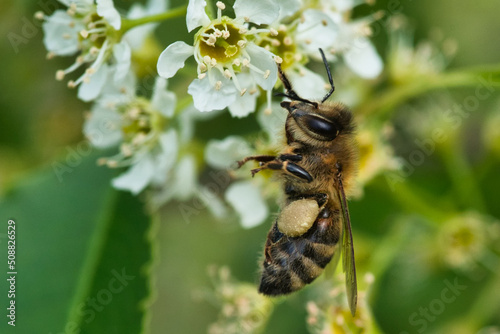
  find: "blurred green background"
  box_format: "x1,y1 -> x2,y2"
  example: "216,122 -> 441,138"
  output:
1,0 -> 500,333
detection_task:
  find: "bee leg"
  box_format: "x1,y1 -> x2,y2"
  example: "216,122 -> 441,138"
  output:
278,153 -> 303,162
251,161 -> 313,182
236,155 -> 276,168
288,193 -> 329,207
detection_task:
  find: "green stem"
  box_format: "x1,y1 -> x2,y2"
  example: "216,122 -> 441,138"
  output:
379,178 -> 450,223
357,65 -> 500,119
438,139 -> 487,212
121,5 -> 188,32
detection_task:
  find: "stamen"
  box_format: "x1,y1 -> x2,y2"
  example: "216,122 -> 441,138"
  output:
239,27 -> 248,34
56,70 -> 65,81
271,39 -> 280,47
269,28 -> 278,36
263,70 -> 270,79
233,59 -> 241,66
97,158 -> 107,166
222,30 -> 230,39
214,81 -> 222,91
120,144 -> 133,157
216,1 -> 225,10
273,56 -> 283,64
199,63 -> 207,72
198,73 -> 207,79
80,30 -> 89,38
240,88 -> 247,96
34,11 -> 44,20
206,34 -> 216,46
223,69 -> 232,78
283,36 -> 293,46
106,160 -> 118,168
237,40 -> 246,48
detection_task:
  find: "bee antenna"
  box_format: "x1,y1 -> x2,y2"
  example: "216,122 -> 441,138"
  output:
277,63 -> 319,108
319,48 -> 335,103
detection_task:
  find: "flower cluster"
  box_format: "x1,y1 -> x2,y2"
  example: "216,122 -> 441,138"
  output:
203,266 -> 273,334
39,0 -> 390,224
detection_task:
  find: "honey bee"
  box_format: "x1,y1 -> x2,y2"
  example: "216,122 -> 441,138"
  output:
237,49 -> 358,315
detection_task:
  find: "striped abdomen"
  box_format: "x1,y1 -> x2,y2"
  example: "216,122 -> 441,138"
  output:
259,208 -> 341,295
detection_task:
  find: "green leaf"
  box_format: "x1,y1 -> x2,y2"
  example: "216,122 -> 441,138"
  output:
0,152 -> 154,334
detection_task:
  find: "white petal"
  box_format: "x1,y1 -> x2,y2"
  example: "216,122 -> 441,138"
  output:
296,10 -> 339,53
186,0 -> 210,32
78,63 -> 109,102
343,38 -> 383,78
112,155 -> 155,194
113,41 -> 131,82
124,0 -> 166,50
153,129 -> 179,184
287,65 -> 328,101
83,105 -> 123,148
205,136 -> 251,169
245,43 -> 278,91
257,102 -> 287,143
197,186 -> 228,218
188,71 -> 237,112
42,10 -> 83,55
144,0 -> 167,14
171,155 -> 197,201
151,77 -> 177,117
233,0 -> 279,25
96,0 -> 121,30
157,41 -> 194,79
228,73 -> 259,117
97,67 -> 136,101
225,181 -> 268,228
228,92 -> 259,118
277,0 -> 301,20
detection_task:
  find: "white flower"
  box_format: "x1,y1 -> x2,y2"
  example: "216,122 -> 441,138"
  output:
39,0 -> 129,101
205,136 -> 252,169
157,0 -> 281,114
40,0 -> 167,101
256,0 -> 383,86
225,181 -> 269,228
316,1 -> 384,78
123,0 -> 167,50
84,70 -> 179,194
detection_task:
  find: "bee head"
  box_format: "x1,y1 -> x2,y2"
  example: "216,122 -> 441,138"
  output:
281,100 -> 354,143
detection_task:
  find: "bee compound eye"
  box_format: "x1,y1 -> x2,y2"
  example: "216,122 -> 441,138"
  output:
302,115 -> 339,141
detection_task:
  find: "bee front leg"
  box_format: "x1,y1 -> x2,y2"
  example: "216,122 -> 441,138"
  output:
236,155 -> 277,168
251,161 -> 313,182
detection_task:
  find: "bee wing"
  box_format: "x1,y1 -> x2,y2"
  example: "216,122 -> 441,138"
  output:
324,243 -> 341,278
338,174 -> 358,317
